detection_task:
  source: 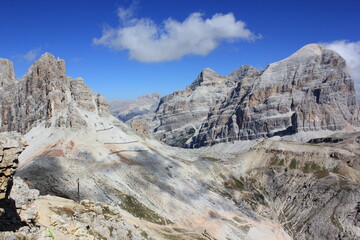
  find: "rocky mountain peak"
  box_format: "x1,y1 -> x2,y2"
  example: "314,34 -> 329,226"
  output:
193,44 -> 359,146
188,67 -> 223,91
130,44 -> 360,148
0,54 -> 109,134
230,64 -> 259,79
292,43 -> 323,56
27,52 -> 66,77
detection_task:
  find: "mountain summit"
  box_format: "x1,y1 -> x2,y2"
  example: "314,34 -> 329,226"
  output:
131,44 -> 360,147
0,53 -> 109,134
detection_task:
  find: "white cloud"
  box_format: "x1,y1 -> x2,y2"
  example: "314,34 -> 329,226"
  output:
22,48 -> 42,62
93,8 -> 258,62
322,40 -> 360,99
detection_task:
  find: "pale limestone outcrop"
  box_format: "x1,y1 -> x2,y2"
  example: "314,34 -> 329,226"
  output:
0,132 -> 27,232
0,53 -> 109,134
195,44 -> 359,146
0,132 -> 26,199
151,66 -> 258,147
132,44 -> 360,148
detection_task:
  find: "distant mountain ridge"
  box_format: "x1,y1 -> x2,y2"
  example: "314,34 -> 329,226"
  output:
130,44 -> 360,147
109,93 -> 160,122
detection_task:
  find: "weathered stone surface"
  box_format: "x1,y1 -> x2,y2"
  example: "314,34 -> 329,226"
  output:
0,132 -> 26,200
0,53 -> 109,134
0,133 -> 26,232
133,44 -> 360,148
195,44 -> 360,147
234,136 -> 360,240
150,66 -> 258,147
0,59 -> 15,89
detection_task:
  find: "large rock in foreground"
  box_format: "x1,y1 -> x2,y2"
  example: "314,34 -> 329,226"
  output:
0,132 -> 26,199
0,132 -> 27,231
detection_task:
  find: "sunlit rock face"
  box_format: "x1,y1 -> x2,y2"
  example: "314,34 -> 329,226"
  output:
0,53 -> 109,134
152,65 -> 259,147
133,44 -> 360,148
194,44 -> 360,146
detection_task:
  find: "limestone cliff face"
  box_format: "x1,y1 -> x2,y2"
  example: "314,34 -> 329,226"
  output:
0,53 -> 109,134
152,66 -> 258,147
194,44 -> 359,146
134,44 -> 359,148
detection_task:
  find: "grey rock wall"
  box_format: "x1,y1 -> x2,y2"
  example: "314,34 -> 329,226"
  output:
152,66 -> 258,147
194,44 -> 360,147
133,44 -> 360,148
0,53 -> 109,134
0,132 -> 26,199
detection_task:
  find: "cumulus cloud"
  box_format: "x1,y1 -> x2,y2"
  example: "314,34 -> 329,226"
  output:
323,40 -> 360,99
93,8 -> 258,62
22,48 -> 42,62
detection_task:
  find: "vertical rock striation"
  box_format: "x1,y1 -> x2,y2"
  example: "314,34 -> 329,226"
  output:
131,44 -> 360,148
0,132 -> 27,231
152,66 -> 258,147
0,53 -> 109,134
0,132 -> 26,199
194,44 -> 359,146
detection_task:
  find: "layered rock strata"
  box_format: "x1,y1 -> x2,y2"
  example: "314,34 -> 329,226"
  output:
131,44 -> 360,148
151,66 -> 258,147
195,44 -> 359,147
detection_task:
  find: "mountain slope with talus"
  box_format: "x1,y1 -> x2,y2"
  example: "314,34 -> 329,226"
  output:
0,54 -> 291,239
0,51 -> 360,240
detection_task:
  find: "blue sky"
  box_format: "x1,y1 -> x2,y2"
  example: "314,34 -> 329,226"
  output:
1,0 -> 360,100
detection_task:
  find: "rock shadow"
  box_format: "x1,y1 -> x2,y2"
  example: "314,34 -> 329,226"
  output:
0,198 -> 26,231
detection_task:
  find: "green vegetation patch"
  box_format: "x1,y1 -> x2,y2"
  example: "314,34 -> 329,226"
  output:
127,230 -> 133,239
239,225 -> 251,233
289,158 -> 297,169
140,231 -> 149,239
270,156 -> 284,166
303,162 -> 321,173
224,177 -> 245,191
187,128 -> 196,135
161,233 -> 208,240
173,228 -> 186,233
314,169 -> 329,179
118,194 -> 171,225
233,216 -> 247,224
270,156 -> 280,165
207,184 -> 232,199
204,156 -> 220,162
